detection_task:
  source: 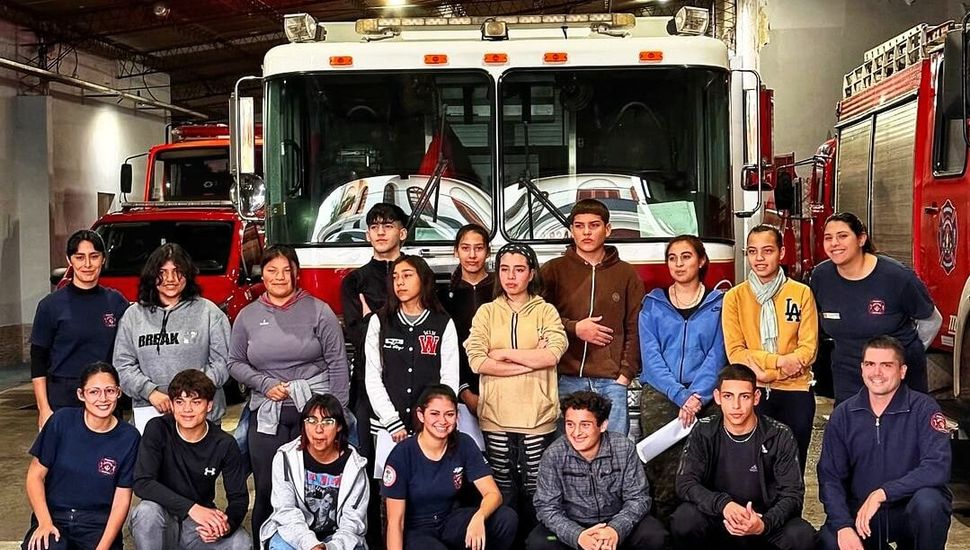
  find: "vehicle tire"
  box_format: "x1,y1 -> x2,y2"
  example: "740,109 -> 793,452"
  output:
223,377 -> 247,405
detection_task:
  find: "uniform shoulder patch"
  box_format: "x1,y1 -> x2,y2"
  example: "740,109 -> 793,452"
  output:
382,465 -> 397,487
930,412 -> 950,434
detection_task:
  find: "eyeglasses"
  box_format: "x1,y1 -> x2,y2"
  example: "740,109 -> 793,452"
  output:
83,386 -> 121,400
303,417 -> 337,427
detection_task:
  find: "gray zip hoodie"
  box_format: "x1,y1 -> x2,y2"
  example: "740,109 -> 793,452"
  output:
114,298 -> 230,421
259,438 -> 369,550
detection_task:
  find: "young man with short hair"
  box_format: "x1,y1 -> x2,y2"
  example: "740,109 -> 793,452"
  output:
530,391 -> 667,550
817,336 -> 951,550
672,364 -> 815,550
31,229 -> 129,430
130,369 -> 251,550
541,199 -> 645,434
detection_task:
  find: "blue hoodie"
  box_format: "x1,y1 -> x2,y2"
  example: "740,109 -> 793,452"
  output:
638,288 -> 726,408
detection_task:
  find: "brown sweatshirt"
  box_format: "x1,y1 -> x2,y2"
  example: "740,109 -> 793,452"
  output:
540,245 -> 645,381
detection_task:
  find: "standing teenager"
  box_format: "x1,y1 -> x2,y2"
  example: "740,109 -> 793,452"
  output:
439,224 -> 493,419
31,230 -> 129,429
229,245 -> 350,545
809,212 -> 941,403
23,362 -> 140,550
114,243 -> 231,427
465,243 -> 567,520
722,224 -> 818,473
365,254 -> 459,440
541,199 -> 645,435
638,235 -> 726,518
382,385 -> 517,550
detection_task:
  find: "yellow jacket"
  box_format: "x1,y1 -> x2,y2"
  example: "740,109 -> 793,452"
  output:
465,295 -> 567,434
721,279 -> 818,391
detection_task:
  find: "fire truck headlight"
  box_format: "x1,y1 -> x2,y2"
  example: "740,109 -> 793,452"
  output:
673,6 -> 709,36
284,13 -> 325,43
481,19 -> 509,41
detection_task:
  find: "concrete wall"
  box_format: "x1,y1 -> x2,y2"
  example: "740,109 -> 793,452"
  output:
0,21 -> 170,366
761,0 -> 967,161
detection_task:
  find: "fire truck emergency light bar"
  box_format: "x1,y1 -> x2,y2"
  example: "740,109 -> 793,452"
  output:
121,201 -> 235,210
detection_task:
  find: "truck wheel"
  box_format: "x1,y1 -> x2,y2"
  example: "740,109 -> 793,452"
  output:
223,377 -> 247,405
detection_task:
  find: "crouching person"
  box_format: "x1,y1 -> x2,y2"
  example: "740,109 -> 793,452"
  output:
529,391 -> 667,550
260,393 -> 369,550
130,369 -> 250,550
672,364 -> 815,550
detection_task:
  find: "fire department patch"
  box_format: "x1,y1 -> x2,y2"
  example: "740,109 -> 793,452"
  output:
938,199 -> 958,275
868,299 -> 886,315
931,412 -> 949,434
98,457 -> 118,477
102,313 -> 116,328
382,465 -> 397,487
452,466 -> 464,490
611,292 -> 621,303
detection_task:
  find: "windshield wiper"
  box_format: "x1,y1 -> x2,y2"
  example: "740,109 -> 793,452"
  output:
515,121 -> 569,238
405,106 -> 448,237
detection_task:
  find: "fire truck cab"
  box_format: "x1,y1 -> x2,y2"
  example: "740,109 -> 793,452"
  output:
234,8 -> 767,314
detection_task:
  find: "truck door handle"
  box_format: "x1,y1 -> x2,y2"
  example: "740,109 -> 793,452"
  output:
924,203 -> 940,215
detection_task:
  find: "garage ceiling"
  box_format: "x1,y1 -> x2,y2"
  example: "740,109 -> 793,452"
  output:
1,0 -> 719,120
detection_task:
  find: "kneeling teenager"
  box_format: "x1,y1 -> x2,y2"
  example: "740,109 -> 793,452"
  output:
382,385 -> 517,550
130,369 -> 251,550
672,364 -> 815,550
259,393 -> 369,550
529,391 -> 667,550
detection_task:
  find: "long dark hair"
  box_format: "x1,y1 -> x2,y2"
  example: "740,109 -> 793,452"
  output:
300,394 -> 350,453
137,243 -> 201,307
383,255 -> 443,315
415,384 -> 460,451
261,244 -> 301,289
665,234 -> 709,281
824,212 -> 876,254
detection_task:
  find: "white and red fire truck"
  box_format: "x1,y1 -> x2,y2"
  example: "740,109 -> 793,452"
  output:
770,21 -> 970,403
232,8 -> 769,315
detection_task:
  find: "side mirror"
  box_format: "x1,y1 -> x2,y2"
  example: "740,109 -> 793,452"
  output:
120,163 -> 133,194
740,163 -> 773,191
49,267 -> 67,286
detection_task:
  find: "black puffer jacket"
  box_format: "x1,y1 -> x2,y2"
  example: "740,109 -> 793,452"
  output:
676,413 -> 804,535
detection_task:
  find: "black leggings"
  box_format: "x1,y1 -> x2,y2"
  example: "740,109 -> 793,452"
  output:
755,388 -> 815,476
248,405 -> 302,549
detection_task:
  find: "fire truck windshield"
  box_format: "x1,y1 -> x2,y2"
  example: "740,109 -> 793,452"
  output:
500,67 -> 731,242
152,147 -> 263,201
265,71 -> 493,245
96,221 -> 234,276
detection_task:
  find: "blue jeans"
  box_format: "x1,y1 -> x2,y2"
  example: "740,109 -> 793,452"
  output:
558,375 -> 629,435
23,508 -> 121,550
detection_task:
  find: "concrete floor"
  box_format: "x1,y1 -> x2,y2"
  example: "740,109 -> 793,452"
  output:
0,379 -> 967,549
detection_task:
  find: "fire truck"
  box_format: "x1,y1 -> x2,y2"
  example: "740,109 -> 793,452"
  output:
770,21 -> 970,404
232,8 -> 770,314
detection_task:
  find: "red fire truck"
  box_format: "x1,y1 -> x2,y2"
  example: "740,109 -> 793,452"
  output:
231,8 -> 771,315
771,21 -> 970,404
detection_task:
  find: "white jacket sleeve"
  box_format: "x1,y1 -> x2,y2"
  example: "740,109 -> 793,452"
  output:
113,309 -> 157,401
440,320 -> 460,394
324,464 -> 370,550
364,316 -> 405,434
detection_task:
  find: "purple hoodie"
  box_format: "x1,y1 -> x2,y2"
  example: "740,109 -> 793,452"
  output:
228,290 -> 350,407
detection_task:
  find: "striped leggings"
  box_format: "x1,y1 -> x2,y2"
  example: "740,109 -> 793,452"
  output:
482,430 -> 556,513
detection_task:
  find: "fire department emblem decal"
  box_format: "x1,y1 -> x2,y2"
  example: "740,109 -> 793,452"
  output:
938,199 -> 957,275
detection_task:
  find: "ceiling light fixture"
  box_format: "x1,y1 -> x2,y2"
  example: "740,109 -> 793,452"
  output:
152,2 -> 171,18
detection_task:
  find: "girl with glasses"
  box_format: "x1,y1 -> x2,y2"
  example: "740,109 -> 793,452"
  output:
114,243 -> 231,430
259,394 -> 369,550
24,361 -> 140,550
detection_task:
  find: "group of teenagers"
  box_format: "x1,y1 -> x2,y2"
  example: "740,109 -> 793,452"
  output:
22,197 -> 953,550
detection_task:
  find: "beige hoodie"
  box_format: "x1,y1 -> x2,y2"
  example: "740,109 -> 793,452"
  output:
464,295 -> 567,435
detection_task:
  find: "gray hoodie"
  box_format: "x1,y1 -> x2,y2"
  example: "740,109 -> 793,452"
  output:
114,298 -> 230,420
259,438 -> 369,550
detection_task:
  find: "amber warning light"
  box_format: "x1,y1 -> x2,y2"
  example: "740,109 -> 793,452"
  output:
424,54 -> 448,65
639,51 -> 663,62
329,56 -> 353,66
543,52 -> 568,63
484,53 -> 508,64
